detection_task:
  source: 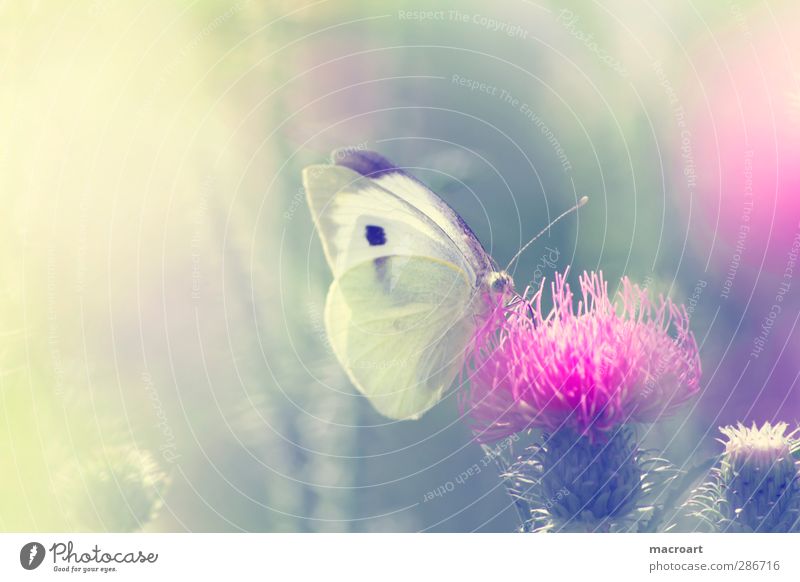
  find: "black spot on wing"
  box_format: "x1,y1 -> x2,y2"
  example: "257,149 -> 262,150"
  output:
365,224 -> 386,246
334,149 -> 494,276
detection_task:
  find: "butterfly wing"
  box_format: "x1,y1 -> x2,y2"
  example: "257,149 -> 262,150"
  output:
325,255 -> 478,420
302,163 -> 472,279
333,149 -> 495,280
303,153 -> 491,419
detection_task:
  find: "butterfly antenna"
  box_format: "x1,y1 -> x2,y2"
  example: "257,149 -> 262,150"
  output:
504,196 -> 589,272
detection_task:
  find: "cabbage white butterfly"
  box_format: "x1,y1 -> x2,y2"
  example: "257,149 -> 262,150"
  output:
303,149 -> 585,420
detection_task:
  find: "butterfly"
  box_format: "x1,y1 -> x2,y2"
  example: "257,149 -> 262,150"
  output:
304,149 -> 585,420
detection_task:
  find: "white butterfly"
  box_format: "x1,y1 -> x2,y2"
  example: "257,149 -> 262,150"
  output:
303,149 -> 514,420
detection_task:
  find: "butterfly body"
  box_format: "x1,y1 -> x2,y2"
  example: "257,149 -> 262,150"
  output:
304,149 -> 513,420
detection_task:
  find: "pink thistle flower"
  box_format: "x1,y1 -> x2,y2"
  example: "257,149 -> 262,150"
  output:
462,270 -> 702,443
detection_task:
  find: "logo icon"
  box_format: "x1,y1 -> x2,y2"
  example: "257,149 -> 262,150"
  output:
20,542 -> 46,570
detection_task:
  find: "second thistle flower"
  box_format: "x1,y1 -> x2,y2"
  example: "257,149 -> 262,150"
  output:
462,270 -> 702,532
688,422 -> 800,532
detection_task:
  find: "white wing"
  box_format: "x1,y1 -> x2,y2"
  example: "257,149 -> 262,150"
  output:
331,149 -> 495,280
325,255 -> 478,420
302,163 -> 472,280
303,153 -> 498,420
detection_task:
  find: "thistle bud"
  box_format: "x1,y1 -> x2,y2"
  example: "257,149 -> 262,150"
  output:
717,422 -> 800,532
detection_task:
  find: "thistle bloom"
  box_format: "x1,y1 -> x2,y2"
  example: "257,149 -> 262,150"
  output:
462,270 -> 701,443
715,422 -> 800,532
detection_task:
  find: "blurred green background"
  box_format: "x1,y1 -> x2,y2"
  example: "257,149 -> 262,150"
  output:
2,0 -> 799,531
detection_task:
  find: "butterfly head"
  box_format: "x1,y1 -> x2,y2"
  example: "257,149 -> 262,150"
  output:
486,270 -> 514,297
